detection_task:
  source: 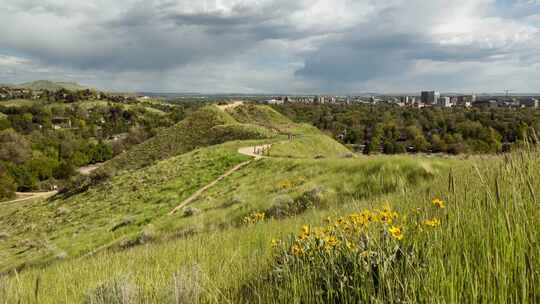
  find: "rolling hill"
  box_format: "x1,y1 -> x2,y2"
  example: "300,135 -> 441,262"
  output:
0,103 -> 349,272
102,105 -> 277,173
7,80 -> 89,91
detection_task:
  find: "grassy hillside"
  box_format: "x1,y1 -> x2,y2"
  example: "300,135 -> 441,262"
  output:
226,104 -> 295,132
0,143 -> 251,273
0,146 -> 448,302
102,106 -> 275,172
227,104 -> 351,158
0,104 -> 321,272
2,147 -> 538,303
270,125 -> 351,159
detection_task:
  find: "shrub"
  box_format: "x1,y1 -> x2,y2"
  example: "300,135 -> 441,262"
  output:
183,207 -> 201,217
266,187 -> 326,219
252,203 -> 445,303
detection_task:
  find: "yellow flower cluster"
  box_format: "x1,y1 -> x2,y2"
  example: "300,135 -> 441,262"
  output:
329,207 -> 398,230
243,212 -> 265,225
272,199 -> 446,265
274,206 -> 406,257
276,176 -> 307,190
432,198 -> 445,209
422,218 -> 441,227
388,226 -> 404,240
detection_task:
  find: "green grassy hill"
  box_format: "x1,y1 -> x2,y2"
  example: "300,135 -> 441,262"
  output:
226,104 -> 294,132
102,105 -> 276,173
0,104 -> 352,273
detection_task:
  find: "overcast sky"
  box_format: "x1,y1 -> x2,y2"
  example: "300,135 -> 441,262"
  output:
1,0 -> 540,93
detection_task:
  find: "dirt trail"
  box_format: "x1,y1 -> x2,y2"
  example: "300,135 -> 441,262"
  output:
169,160 -> 253,215
169,143 -> 278,215
237,144 -> 273,159
217,101 -> 244,111
77,163 -> 103,175
2,191 -> 58,204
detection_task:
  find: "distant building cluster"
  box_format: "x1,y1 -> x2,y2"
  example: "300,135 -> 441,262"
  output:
263,91 -> 539,109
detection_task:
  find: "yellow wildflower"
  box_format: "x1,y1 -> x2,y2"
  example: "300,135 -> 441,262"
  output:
243,212 -> 266,225
432,198 -> 445,209
389,226 -> 404,240
291,244 -> 304,256
271,239 -> 281,248
422,218 -> 441,227
324,236 -> 340,249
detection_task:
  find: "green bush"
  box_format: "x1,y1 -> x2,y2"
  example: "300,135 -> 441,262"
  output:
0,169 -> 16,200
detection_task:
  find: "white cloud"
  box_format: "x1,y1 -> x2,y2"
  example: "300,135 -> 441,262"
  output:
0,0 -> 539,92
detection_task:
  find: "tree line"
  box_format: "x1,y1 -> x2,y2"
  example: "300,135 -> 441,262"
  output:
271,103 -> 540,154
0,98 -> 202,200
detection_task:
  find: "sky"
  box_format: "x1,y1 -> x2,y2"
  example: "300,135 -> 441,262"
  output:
1,0 -> 540,94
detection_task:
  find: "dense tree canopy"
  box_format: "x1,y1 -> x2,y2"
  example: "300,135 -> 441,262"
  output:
272,103 -> 540,154
0,97 -> 202,199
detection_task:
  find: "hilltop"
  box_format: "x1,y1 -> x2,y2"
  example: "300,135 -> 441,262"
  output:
102,105 -> 276,173
5,80 -> 89,91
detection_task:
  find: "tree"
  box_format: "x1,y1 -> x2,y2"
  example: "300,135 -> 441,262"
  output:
431,134 -> 448,153
0,129 -> 32,164
0,167 -> 16,200
53,161 -> 76,180
8,164 -> 38,191
0,116 -> 11,131
406,126 -> 429,152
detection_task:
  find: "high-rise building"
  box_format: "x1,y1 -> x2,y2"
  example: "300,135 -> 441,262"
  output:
421,91 -> 440,105
439,96 -> 452,107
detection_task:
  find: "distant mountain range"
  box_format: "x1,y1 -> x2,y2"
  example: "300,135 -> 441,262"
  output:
1,80 -> 89,91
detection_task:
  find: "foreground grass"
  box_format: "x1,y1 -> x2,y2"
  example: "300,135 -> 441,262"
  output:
0,151 -> 457,303
2,148 -> 538,303
248,149 -> 540,303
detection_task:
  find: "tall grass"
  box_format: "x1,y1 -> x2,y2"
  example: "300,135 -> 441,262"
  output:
1,147 -> 538,303
243,147 -> 540,303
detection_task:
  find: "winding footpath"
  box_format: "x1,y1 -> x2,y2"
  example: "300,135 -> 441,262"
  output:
168,143 -> 274,215
2,191 -> 58,204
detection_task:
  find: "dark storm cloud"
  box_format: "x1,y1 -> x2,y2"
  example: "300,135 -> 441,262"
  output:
1,0 -> 309,72
296,24 -> 527,88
